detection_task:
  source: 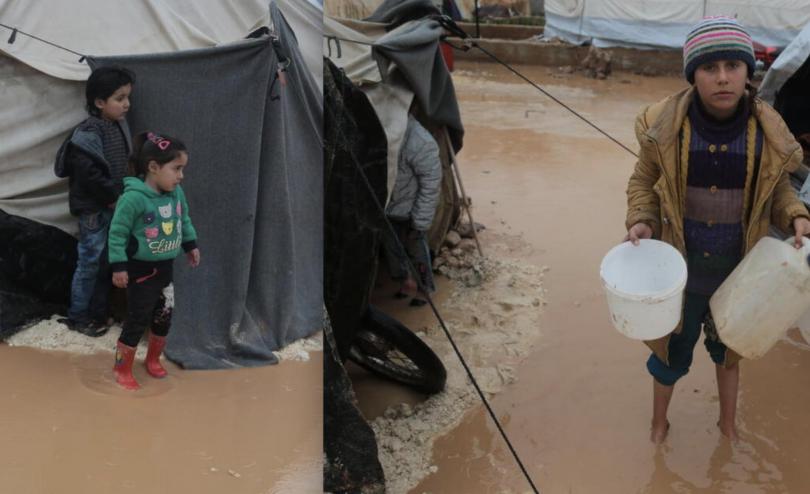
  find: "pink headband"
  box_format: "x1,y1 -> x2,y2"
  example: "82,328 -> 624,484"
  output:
147,132 -> 171,151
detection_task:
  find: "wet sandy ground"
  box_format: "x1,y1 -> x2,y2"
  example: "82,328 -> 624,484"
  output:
358,62 -> 810,493
0,343 -> 322,493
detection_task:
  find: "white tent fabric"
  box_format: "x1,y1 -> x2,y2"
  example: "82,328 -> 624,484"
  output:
545,1 -> 810,50
760,22 -> 810,105
0,0 -> 321,234
0,59 -> 83,233
0,1 -> 269,80
0,0 -> 321,82
324,16 -> 381,83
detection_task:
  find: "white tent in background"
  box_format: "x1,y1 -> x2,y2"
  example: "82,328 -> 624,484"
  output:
544,0 -> 810,49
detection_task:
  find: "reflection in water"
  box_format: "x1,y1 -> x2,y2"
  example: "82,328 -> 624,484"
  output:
643,432 -> 786,494
71,353 -> 174,397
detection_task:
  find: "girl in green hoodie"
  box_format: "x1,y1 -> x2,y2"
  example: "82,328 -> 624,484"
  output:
108,132 -> 200,390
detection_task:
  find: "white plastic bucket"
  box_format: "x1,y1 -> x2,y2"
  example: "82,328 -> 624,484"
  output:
600,239 -> 688,340
711,236 -> 810,359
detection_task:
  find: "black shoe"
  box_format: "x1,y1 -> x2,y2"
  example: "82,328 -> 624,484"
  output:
60,318 -> 109,338
78,322 -> 109,338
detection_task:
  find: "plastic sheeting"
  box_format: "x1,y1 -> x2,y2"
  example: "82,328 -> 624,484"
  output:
325,17 -> 463,199
324,58 -> 388,359
545,0 -> 810,50
760,22 -> 810,105
371,20 -> 463,152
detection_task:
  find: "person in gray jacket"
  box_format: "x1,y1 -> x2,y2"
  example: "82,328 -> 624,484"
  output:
382,114 -> 443,306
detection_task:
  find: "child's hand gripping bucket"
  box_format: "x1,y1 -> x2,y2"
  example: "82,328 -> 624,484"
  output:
600,239 -> 688,340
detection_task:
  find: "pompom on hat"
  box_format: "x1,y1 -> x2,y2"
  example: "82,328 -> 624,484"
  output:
683,16 -> 756,84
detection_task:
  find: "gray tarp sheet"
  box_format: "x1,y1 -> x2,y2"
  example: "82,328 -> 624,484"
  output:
91,5 -> 322,369
365,0 -> 440,25
372,19 -> 464,152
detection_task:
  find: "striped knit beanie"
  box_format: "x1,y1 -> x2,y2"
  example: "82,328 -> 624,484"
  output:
683,16 -> 755,84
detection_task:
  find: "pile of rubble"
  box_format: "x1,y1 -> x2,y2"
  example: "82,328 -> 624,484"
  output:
433,222 -> 496,287
580,45 -> 613,79
555,45 -> 613,80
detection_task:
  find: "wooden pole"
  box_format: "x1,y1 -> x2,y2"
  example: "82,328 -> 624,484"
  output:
443,129 -> 484,257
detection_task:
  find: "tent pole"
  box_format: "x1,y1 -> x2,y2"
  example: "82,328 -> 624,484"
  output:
443,129 -> 484,257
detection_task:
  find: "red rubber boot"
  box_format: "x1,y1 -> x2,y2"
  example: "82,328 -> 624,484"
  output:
113,341 -> 140,390
145,333 -> 168,378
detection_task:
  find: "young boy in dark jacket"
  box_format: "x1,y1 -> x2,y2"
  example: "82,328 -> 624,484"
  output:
54,66 -> 134,336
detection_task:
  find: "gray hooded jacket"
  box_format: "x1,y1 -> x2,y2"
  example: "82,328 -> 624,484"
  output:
54,117 -> 131,216
385,115 -> 442,231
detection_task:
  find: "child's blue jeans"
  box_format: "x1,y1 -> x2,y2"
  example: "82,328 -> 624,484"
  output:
68,209 -> 113,324
646,291 -> 729,386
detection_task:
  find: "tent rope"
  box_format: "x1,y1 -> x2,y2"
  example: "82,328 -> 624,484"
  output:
325,18 -> 639,159
334,121 -> 541,494
456,38 -> 638,157
435,15 -> 639,158
0,22 -> 88,61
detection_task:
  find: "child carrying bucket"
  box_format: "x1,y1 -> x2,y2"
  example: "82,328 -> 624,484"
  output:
108,132 -> 200,390
624,16 -> 810,443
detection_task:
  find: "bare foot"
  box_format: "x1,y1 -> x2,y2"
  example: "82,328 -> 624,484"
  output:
717,420 -> 739,442
650,420 -> 670,444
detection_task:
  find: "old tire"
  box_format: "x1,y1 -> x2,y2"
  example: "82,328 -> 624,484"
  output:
348,305 -> 446,394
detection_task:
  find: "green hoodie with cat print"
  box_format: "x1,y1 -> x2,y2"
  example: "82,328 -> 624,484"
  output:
108,177 -> 197,272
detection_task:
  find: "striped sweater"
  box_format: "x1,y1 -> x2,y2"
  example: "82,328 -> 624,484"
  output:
683,97 -> 762,295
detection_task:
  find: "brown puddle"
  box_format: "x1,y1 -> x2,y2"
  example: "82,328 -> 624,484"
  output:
395,62 -> 810,493
0,344 -> 322,493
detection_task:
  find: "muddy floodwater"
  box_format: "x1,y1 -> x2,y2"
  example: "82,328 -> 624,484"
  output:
0,343 -> 322,493
352,61 -> 810,493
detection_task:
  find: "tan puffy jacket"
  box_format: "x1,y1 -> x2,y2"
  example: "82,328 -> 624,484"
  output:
625,86 -> 807,367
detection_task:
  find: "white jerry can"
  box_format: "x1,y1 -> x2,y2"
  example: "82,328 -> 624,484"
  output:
710,237 -> 810,359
